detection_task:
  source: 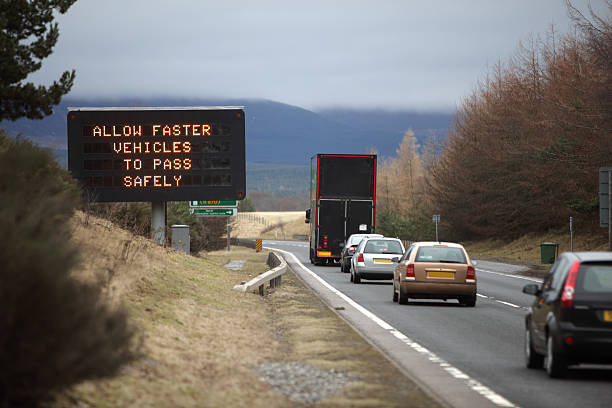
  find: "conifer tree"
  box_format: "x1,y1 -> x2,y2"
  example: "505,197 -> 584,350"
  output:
0,0 -> 76,121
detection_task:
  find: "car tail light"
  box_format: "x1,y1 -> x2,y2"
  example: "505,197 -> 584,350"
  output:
357,253 -> 364,263
564,336 -> 574,345
466,265 -> 475,282
406,263 -> 415,280
561,261 -> 581,308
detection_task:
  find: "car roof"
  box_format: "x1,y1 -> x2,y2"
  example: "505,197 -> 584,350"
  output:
362,237 -> 402,242
562,252 -> 612,262
412,241 -> 465,248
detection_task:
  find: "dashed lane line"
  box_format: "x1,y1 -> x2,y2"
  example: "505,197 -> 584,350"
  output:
476,268 -> 543,283
269,246 -> 518,408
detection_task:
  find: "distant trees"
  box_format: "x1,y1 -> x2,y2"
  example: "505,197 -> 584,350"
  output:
425,2 -> 611,239
0,0 -> 76,121
378,2 -> 611,241
377,131 -> 433,240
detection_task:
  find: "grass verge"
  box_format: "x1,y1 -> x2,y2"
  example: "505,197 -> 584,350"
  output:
55,212 -> 439,407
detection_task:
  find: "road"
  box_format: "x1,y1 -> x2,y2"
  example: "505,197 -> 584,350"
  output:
264,240 -> 612,408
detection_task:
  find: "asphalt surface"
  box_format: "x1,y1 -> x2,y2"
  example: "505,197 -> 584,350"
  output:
264,240 -> 612,408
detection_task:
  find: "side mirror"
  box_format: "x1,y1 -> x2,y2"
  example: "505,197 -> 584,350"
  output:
522,284 -> 541,296
392,257 -> 400,263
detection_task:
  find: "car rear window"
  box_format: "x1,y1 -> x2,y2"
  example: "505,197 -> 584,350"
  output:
415,246 -> 467,264
577,263 -> 612,295
364,240 -> 403,254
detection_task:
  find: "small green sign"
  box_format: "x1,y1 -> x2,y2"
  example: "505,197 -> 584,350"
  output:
190,208 -> 237,216
190,200 -> 237,207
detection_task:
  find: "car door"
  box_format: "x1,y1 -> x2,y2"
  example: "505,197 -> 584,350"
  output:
531,256 -> 569,349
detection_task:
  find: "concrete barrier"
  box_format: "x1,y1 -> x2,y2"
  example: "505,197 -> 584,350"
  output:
232,251 -> 287,295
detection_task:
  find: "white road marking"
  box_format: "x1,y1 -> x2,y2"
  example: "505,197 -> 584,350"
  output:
496,300 -> 521,308
270,246 -> 518,408
477,268 -> 543,283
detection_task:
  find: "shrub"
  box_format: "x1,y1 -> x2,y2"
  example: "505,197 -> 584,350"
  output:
0,132 -> 137,407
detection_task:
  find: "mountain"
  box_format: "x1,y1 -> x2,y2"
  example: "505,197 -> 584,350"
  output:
0,97 -> 453,165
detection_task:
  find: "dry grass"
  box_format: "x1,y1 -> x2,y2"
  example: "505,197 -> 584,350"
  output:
234,211 -> 308,239
464,229 -> 608,277
57,211 -> 438,407
465,229 -> 608,263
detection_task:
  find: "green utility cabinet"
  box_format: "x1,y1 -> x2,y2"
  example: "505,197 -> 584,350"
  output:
540,242 -> 559,264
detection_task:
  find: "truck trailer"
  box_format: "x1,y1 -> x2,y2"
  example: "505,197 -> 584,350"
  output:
305,154 -> 377,265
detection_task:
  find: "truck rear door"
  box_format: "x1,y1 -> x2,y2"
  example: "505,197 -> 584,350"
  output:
318,199 -> 344,257
346,200 -> 373,236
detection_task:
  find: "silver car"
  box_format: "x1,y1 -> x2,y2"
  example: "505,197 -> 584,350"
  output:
350,237 -> 405,284
340,233 -> 383,273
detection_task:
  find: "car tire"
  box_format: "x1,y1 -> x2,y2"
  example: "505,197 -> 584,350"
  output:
525,325 -> 544,369
350,269 -> 354,282
392,281 -> 398,302
354,270 -> 361,284
459,295 -> 476,307
398,286 -> 408,305
545,335 -> 568,378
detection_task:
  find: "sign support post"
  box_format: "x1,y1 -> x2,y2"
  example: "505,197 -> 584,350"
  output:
609,170 -> 611,251
152,201 -> 166,245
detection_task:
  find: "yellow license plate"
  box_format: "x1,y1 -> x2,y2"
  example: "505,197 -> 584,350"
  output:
604,310 -> 612,322
427,271 -> 454,279
317,251 -> 332,257
374,258 -> 392,263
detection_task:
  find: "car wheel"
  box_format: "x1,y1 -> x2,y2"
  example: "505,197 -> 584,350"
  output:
392,281 -> 398,302
459,295 -> 476,307
398,286 -> 408,305
349,269 -> 354,282
354,270 -> 361,284
525,325 -> 544,369
545,335 -> 568,378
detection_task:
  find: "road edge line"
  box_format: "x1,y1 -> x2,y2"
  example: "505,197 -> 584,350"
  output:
269,247 -> 518,408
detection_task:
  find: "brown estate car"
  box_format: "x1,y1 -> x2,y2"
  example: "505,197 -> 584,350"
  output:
392,242 -> 477,306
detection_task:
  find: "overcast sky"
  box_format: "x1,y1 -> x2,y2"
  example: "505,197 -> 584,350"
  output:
30,0 -> 607,112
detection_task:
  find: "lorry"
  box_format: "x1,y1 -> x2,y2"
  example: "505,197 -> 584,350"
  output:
305,154 -> 377,265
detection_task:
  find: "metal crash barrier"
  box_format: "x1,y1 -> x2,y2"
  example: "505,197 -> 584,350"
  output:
232,251 -> 287,296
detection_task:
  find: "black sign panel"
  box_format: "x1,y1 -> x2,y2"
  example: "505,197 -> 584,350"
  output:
67,107 -> 245,202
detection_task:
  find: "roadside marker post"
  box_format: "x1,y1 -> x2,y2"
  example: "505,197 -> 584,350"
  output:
432,214 -> 440,242
569,216 -> 573,252
256,239 -> 262,252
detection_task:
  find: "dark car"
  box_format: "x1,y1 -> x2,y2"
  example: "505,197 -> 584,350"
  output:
523,252 -> 612,378
340,233 -> 383,273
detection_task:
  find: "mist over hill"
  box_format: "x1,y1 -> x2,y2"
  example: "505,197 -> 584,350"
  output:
1,97 -> 452,205
1,97 -> 452,164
